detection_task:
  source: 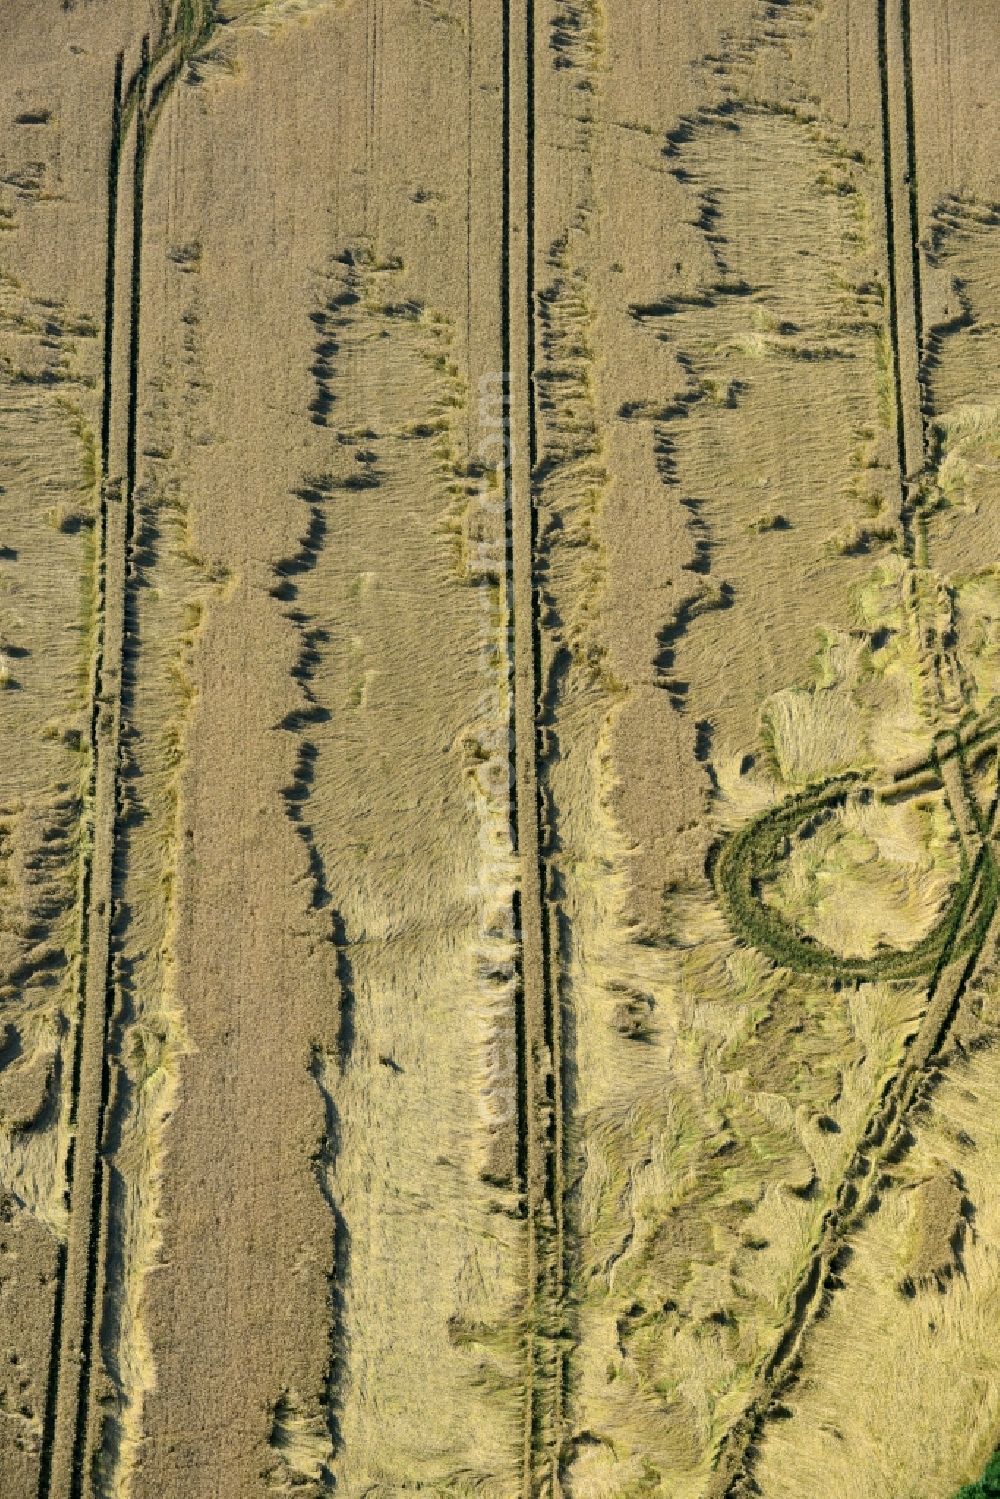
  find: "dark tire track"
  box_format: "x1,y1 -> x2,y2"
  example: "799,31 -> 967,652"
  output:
505,0 -> 566,1493
707,7 -> 990,1492
710,831 -> 1000,1498
36,48 -> 133,1499
36,22 -> 204,1496
35,51 -> 127,1499
877,0 -> 914,538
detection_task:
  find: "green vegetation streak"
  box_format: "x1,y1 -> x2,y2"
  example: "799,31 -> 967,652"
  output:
955,1453 -> 1000,1498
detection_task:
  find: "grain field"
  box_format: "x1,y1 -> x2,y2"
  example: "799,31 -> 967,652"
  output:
0,2 -> 997,1497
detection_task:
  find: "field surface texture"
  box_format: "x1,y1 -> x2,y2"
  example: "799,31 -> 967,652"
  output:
0,1 -> 998,1496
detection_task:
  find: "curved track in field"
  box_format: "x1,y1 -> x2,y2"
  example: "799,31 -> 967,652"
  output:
706,2 -> 1000,1492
